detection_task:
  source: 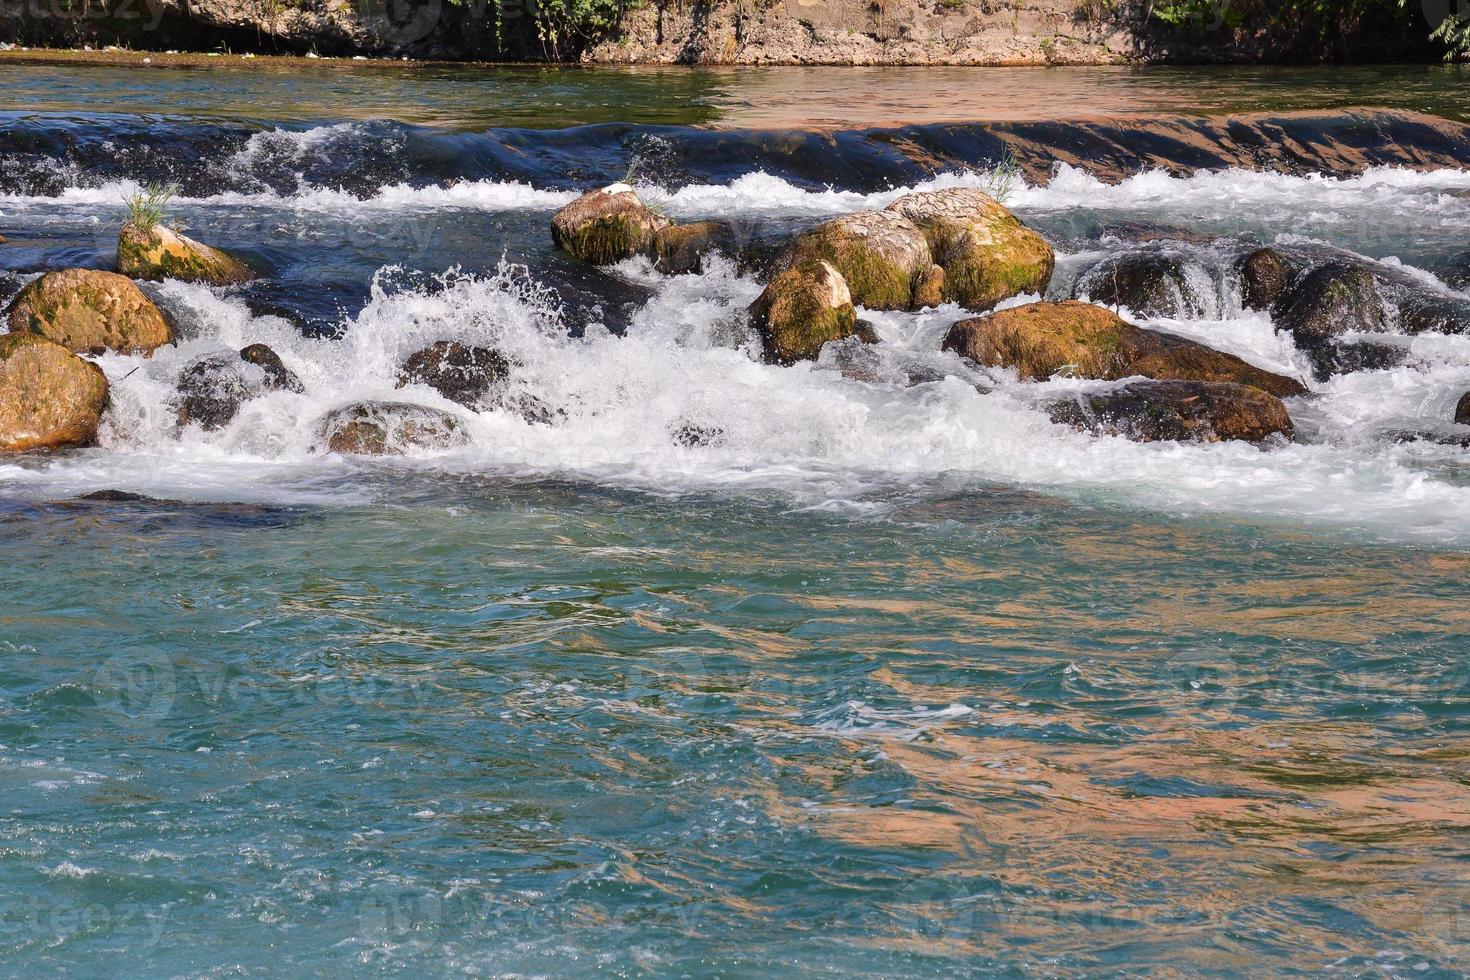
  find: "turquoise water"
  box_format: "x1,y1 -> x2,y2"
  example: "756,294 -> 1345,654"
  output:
5,481 -> 1469,975
2,62 -> 1470,975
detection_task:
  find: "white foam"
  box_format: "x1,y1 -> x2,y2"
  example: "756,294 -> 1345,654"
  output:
1,256 -> 1466,545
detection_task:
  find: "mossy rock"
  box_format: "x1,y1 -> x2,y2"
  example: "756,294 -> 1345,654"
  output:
117,221 -> 253,286
317,401 -> 467,456
1276,263 -> 1385,347
551,183 -> 672,265
1074,252 -> 1198,318
888,187 -> 1054,311
749,259 -> 859,365
776,209 -> 933,311
5,268 -> 173,354
1047,380 -> 1294,444
1238,247 -> 1295,311
653,221 -> 737,275
943,300 -> 1305,397
0,333 -> 109,452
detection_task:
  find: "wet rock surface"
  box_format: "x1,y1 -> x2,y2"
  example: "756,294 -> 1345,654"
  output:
1047,380 -> 1294,444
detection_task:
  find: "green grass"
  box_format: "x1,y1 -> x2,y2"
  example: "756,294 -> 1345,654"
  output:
121,183 -> 176,228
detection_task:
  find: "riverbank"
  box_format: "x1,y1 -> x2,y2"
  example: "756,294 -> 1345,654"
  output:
0,0 -> 1451,65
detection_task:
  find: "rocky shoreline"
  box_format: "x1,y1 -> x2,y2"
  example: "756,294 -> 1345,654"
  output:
0,0 -> 1446,64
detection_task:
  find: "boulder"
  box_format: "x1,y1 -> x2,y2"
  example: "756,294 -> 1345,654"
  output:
1275,263 -> 1385,348
942,301 -> 1305,397
175,354 -> 254,431
117,221 -> 253,286
1307,338 -> 1409,380
1396,294 -> 1470,336
749,259 -> 859,365
1047,380 -> 1293,444
0,333 -> 109,452
550,183 -> 672,265
5,268 -> 173,354
1238,247 -> 1295,311
396,341 -> 509,408
1456,392 -> 1470,426
653,221 -> 736,275
176,345 -> 303,431
888,188 -> 1054,310
239,343 -> 304,393
776,209 -> 935,311
1074,253 -> 1197,318
317,401 -> 467,456
1439,249 -> 1470,291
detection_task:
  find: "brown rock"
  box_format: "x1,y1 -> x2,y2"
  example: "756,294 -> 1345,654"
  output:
942,301 -> 1305,396
551,183 -> 672,265
749,259 -> 859,365
1238,247 -> 1294,311
1456,392 -> 1470,426
888,187 -> 1054,310
653,221 -> 736,275
1047,380 -> 1294,443
396,341 -> 510,408
117,221 -> 253,286
317,401 -> 467,456
0,333 -> 109,452
5,268 -> 173,354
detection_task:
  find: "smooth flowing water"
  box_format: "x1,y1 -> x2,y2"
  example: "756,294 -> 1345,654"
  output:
1,64 -> 1469,976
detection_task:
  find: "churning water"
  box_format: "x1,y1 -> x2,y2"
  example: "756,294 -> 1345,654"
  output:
1,64 -> 1469,976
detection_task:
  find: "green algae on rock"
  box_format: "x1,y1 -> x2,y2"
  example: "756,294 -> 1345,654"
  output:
117,221 -> 254,286
0,332 -> 109,452
5,268 -> 174,354
551,183 -> 672,265
749,259 -> 859,365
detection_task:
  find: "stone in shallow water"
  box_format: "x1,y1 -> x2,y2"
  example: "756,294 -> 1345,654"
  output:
1275,263 -> 1385,349
1073,252 -> 1198,319
1456,392 -> 1470,426
0,333 -> 109,452
317,401 -> 467,456
117,221 -> 253,286
175,354 -> 254,431
5,268 -> 173,355
1047,380 -> 1293,444
551,183 -> 671,266
749,259 -> 859,365
1237,247 -> 1295,311
396,341 -> 510,409
239,343 -> 304,394
943,300 -> 1305,397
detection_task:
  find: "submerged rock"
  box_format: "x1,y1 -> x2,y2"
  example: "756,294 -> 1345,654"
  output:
749,259 -> 859,365
317,401 -> 467,456
0,333 -> 109,452
1275,263 -> 1385,347
239,343 -> 304,394
671,422 -> 725,448
888,187 -> 1054,311
175,354 -> 254,431
942,301 -> 1305,397
776,208 -> 935,311
396,341 -> 510,408
5,268 -> 173,355
176,345 -> 303,431
1074,253 -> 1197,318
117,221 -> 253,286
1237,247 -> 1295,311
1307,338 -> 1410,380
1047,380 -> 1293,444
1396,294 -> 1470,336
1457,392 -> 1470,426
653,221 -> 736,275
551,183 -> 672,265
